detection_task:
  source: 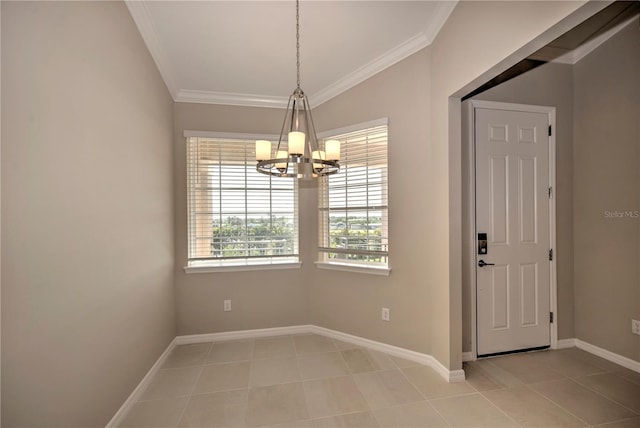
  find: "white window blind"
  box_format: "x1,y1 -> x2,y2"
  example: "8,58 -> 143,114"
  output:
318,123 -> 388,268
187,136 -> 299,268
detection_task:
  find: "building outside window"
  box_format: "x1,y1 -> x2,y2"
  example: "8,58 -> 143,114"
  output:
318,119 -> 389,271
186,135 -> 299,270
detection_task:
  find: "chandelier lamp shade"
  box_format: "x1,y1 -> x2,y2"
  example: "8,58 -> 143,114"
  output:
256,0 -> 340,178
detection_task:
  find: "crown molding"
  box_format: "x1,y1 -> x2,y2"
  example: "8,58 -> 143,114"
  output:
292,1 -> 457,107
423,1 -> 458,43
177,27 -> 438,109
174,26 -> 438,109
128,0 -> 459,108
176,26 -> 442,109
175,89 -> 289,108
310,31 -> 431,106
125,1 -> 178,98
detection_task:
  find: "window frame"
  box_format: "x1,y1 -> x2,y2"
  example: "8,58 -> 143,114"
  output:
183,130 -> 301,274
316,118 -> 390,276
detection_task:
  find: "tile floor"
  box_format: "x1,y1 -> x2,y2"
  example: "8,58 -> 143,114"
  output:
118,334 -> 640,427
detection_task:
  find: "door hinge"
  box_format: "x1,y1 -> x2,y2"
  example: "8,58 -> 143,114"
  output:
548,125 -> 552,136
548,187 -> 553,199
549,249 -> 553,261
550,312 -> 554,323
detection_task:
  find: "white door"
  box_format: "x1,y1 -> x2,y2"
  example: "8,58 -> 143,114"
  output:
475,105 -> 551,356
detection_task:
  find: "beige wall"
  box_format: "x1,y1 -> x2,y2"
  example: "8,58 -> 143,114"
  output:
172,48 -> 435,355
312,48 -> 434,354
173,103 -> 312,335
574,21 -> 640,362
170,2 -> 597,370
1,2 -> 175,426
461,62 -> 576,351
1,1 -> 627,424
309,1 -> 594,368
173,48 -> 436,354
430,0 -> 590,368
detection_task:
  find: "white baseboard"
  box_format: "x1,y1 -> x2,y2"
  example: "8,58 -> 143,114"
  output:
109,324 -> 468,423
175,325 -> 311,345
555,338 -> 577,349
175,324 -> 465,383
550,337 -> 639,373
462,338 -> 639,375
575,339 -> 640,374
309,326 -> 466,382
106,337 -> 177,428
109,330 -> 640,424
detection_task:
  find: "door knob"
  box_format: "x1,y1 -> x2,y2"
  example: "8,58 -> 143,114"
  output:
478,259 -> 495,267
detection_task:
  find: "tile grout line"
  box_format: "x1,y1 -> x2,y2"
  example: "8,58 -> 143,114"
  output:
392,359 -> 459,427
330,336 -> 375,422
427,364 -> 523,427
174,342 -> 211,427
397,360 -> 482,402
437,351 -> 637,428
529,378 -> 631,427
476,357 -> 528,389
613,369 -> 640,387
334,338 -> 422,427
475,392 -> 525,427
349,369 -> 376,423
334,344 -> 377,423
244,338 -> 256,427
597,416 -> 640,426
246,339 -> 256,389
300,336 -> 376,423
569,375 -> 640,417
121,336 -> 639,427
293,334 -> 314,423
413,399 -> 452,427
527,382 -> 591,426
395,364 -> 428,400
475,354 -> 595,426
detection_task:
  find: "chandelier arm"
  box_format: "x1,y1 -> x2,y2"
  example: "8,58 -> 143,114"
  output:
277,93 -> 294,152
303,95 -> 319,155
290,95 -> 298,134
276,93 -> 296,174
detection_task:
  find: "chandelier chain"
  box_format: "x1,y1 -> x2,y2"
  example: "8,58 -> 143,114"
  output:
255,0 -> 340,178
296,0 -> 300,90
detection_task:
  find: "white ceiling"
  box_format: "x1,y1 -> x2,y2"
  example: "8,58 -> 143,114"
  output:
125,1 -> 458,108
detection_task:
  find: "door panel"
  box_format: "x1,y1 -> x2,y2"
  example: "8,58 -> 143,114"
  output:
519,157 -> 537,244
490,265 -> 509,329
519,263 -> 538,326
476,107 -> 550,356
490,156 -> 509,244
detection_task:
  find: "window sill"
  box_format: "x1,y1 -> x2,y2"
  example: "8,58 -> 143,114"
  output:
314,261 -> 391,276
184,262 -> 302,274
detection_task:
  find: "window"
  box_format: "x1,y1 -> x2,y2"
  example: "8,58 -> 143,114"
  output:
186,134 -> 299,271
318,119 -> 389,272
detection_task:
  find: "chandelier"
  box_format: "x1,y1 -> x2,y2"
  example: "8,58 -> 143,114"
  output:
255,0 -> 340,178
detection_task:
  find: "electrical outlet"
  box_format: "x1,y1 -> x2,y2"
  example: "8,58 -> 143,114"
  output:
224,300 -> 232,312
632,319 -> 640,335
381,307 -> 390,321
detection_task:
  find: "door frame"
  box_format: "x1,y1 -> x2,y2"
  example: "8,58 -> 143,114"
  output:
466,100 -> 558,360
